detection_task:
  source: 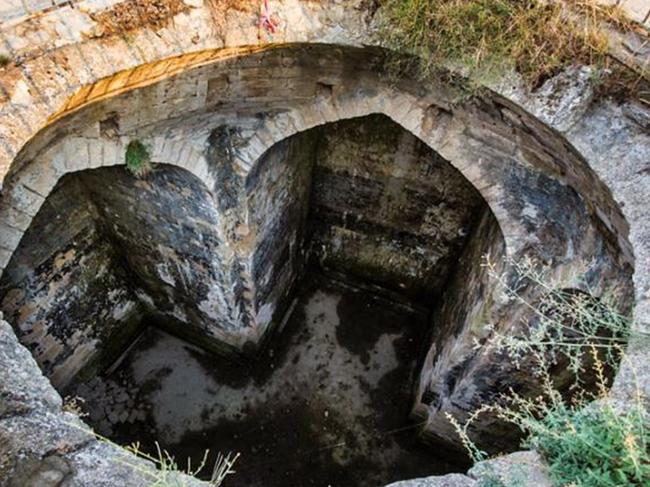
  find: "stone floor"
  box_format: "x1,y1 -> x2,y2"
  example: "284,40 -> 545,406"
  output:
71,275 -> 461,487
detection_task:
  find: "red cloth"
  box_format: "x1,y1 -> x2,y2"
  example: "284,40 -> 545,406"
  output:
259,0 -> 279,34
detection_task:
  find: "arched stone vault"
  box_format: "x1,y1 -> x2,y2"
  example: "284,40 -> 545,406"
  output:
0,46 -> 633,267
0,44 -> 636,454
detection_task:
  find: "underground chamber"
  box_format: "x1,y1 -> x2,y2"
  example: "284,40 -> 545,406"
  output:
0,45 -> 634,486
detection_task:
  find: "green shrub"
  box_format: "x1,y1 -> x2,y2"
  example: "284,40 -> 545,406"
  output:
528,397 -> 650,486
125,140 -> 151,176
0,54 -> 10,68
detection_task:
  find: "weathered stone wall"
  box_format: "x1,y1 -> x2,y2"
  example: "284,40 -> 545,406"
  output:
308,115 -> 485,301
246,131 -> 318,331
413,209 -> 505,430
75,164 -> 250,350
2,161 -> 257,388
0,2 -> 647,478
0,175 -> 141,389
414,163 -> 635,452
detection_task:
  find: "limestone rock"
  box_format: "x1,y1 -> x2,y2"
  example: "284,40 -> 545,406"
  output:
468,451 -> 553,487
0,319 -> 62,416
384,473 -> 477,487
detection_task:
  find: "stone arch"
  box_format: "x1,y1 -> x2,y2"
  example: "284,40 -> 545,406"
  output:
0,135 -> 211,272
236,87 -> 632,268
0,160 -> 239,389
1,45 -> 633,273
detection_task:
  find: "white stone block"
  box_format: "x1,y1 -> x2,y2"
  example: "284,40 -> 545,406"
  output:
101,140 -> 123,167
19,162 -> 60,198
0,206 -> 32,232
9,184 -> 45,217
63,139 -> 90,172
0,247 -> 12,270
87,138 -> 104,169
0,222 -> 24,251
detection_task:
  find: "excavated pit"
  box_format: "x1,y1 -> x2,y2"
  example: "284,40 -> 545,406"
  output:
72,275 -> 462,486
1,114 -> 488,484
0,44 -> 636,487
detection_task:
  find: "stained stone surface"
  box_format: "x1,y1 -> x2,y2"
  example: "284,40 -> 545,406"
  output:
0,176 -> 141,389
0,114 -> 489,393
70,275 -> 465,487
308,115 -> 485,301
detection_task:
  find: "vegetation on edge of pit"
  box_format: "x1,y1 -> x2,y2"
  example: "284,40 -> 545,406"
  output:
125,140 -> 151,177
449,257 -> 650,487
378,0 -> 650,101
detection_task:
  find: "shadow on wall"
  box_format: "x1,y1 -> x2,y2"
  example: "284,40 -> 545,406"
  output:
0,164 -> 233,389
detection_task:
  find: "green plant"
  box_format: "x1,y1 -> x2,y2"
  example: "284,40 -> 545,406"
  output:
526,386 -> 650,486
0,54 -> 10,68
378,0 -> 648,97
447,256 -> 650,486
125,140 -> 151,176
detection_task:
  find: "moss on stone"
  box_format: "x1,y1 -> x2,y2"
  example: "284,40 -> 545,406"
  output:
125,140 -> 151,177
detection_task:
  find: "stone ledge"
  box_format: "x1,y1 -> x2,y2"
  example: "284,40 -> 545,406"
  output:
385,451 -> 553,487
385,473 -> 477,487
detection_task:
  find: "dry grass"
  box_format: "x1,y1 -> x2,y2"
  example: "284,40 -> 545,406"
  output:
90,0 -> 191,36
379,0 -> 649,98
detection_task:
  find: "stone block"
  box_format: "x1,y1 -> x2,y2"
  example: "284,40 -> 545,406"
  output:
87,138 -> 105,169
0,205 -> 32,232
468,451 -> 553,487
19,161 -> 62,199
0,247 -> 12,269
0,411 -> 93,485
0,222 -> 24,251
63,139 -> 90,173
384,473 -> 476,487
101,139 -> 123,167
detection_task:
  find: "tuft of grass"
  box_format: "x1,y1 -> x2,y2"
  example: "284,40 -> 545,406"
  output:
378,0 -> 648,96
124,441 -> 240,487
69,422 -> 239,487
0,54 -> 11,68
125,139 -> 151,177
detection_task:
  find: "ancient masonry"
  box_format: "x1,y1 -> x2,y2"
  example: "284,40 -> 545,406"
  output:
0,1 -> 649,486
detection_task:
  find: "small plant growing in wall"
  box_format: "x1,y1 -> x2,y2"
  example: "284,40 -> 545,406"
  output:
125,139 -> 152,177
